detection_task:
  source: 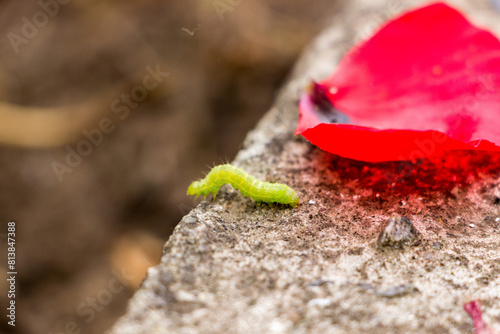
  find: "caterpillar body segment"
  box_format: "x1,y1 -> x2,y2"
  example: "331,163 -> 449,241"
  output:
187,164 -> 299,207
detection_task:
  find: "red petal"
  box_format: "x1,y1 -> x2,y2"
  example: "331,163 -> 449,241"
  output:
464,300 -> 500,334
296,3 -> 500,162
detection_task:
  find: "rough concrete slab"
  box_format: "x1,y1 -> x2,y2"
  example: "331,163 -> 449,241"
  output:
109,0 -> 500,333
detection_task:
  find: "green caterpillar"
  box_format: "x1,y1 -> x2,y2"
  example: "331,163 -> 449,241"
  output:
187,164 -> 299,207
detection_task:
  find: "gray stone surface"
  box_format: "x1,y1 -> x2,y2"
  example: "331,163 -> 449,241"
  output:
110,1 -> 500,333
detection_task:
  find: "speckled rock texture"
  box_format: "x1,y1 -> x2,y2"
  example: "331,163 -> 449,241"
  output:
109,1 -> 500,333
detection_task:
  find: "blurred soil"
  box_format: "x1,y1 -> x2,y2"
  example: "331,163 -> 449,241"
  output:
0,1 -> 340,333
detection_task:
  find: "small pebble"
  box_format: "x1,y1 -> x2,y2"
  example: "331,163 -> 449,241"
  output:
183,216 -> 199,226
212,205 -> 224,212
308,200 -> 316,205
307,298 -> 332,307
309,278 -> 326,286
309,278 -> 334,286
469,224 -> 475,228
375,284 -> 419,298
377,215 -> 420,249
495,217 -> 500,223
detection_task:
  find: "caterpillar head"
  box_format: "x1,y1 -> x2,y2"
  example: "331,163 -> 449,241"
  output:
187,181 -> 202,197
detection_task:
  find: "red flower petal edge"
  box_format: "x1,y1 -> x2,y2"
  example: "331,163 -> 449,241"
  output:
464,300 -> 500,334
296,3 -> 500,162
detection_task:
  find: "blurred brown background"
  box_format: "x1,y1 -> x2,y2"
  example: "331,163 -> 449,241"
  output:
0,0 -> 339,333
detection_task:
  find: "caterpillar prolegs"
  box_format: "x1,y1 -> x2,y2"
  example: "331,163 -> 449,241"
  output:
187,164 -> 299,207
